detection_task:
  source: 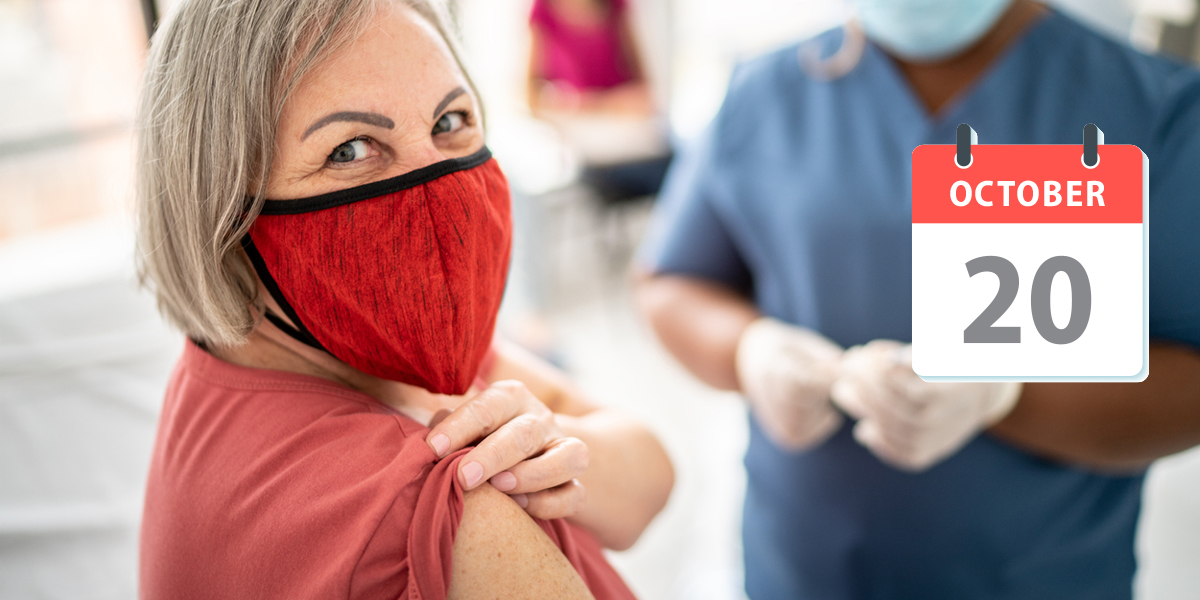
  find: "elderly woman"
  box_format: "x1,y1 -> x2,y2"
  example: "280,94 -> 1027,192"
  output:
133,1 -> 672,598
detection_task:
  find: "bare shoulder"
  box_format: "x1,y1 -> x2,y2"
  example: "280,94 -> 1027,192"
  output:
449,483 -> 595,600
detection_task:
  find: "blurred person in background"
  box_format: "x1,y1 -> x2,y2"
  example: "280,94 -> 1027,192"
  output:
636,0 -> 1200,598
528,0 -> 649,115
527,0 -> 673,203
135,0 -> 672,597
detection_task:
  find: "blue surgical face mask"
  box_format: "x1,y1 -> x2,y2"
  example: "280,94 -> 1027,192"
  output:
852,0 -> 1014,62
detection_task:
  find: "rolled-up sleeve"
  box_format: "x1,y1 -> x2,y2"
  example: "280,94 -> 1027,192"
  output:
350,448 -> 471,600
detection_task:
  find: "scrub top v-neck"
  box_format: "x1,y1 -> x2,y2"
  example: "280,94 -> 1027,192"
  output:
641,8 -> 1200,600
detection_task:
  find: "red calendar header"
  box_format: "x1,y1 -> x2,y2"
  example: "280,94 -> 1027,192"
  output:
911,144 -> 1145,224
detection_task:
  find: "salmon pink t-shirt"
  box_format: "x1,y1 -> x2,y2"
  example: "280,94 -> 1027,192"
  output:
139,340 -> 636,600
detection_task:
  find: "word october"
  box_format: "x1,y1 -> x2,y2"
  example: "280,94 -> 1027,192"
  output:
911,144 -> 1143,225
949,180 -> 1105,208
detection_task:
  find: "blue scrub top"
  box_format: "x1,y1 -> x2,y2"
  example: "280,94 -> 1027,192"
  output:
640,10 -> 1200,600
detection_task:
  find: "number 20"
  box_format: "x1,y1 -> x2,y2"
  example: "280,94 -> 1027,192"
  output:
964,256 -> 1092,345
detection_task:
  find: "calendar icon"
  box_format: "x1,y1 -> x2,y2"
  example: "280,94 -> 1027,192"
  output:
911,125 -> 1148,382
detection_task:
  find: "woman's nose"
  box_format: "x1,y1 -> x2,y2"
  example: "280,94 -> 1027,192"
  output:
400,142 -> 461,173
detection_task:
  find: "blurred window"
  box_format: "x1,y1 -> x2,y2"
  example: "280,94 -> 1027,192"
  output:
0,0 -> 149,240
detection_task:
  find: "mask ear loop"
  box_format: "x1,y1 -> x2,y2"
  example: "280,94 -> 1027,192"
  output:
240,234 -> 331,353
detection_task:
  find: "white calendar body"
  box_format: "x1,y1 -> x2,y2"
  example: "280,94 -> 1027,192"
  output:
911,222 -> 1147,380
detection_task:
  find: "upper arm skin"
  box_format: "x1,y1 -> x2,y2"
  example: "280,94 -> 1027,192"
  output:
448,484 -> 594,600
526,29 -> 546,111
616,12 -> 645,82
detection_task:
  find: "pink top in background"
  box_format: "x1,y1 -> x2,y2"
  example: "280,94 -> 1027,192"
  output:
530,0 -> 634,90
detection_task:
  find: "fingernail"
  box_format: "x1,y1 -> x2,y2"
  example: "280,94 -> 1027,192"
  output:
462,461 -> 484,488
491,471 -> 517,492
430,434 -> 450,458
512,493 -> 529,508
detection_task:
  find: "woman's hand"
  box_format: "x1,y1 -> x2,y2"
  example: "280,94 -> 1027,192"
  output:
425,380 -> 589,520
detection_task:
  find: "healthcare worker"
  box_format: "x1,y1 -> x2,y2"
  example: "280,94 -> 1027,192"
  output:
636,0 -> 1200,598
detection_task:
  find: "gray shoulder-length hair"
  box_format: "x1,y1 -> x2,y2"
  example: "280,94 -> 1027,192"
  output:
135,0 -> 476,347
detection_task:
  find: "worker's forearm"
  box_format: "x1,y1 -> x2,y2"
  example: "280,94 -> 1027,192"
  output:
558,410 -> 673,550
988,342 -> 1200,472
636,274 -> 759,391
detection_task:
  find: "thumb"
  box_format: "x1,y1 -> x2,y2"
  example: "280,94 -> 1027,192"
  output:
830,378 -> 870,420
428,408 -> 452,429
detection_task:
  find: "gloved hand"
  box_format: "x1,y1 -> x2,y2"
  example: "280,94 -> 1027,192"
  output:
736,317 -> 844,451
830,340 -> 1022,471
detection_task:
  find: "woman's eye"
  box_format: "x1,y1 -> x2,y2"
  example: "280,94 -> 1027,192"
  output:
328,138 -> 374,164
432,111 -> 467,135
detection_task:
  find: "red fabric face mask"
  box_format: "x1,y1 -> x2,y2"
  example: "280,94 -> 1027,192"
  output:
241,147 -> 511,395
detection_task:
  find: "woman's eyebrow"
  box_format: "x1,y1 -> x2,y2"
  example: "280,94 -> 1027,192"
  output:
301,111 -> 394,141
432,87 -> 467,119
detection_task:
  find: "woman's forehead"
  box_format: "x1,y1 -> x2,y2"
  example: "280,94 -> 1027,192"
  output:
284,4 -> 469,127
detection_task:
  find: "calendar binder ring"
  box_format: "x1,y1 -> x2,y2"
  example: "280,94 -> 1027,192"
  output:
1083,123 -> 1104,169
956,124 -> 977,169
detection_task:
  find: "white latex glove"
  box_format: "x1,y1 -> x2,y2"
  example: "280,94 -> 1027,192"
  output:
736,317 -> 844,451
831,340 -> 1022,472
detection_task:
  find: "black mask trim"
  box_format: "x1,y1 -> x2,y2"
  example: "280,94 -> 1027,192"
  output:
240,234 -> 329,353
257,146 -> 492,216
